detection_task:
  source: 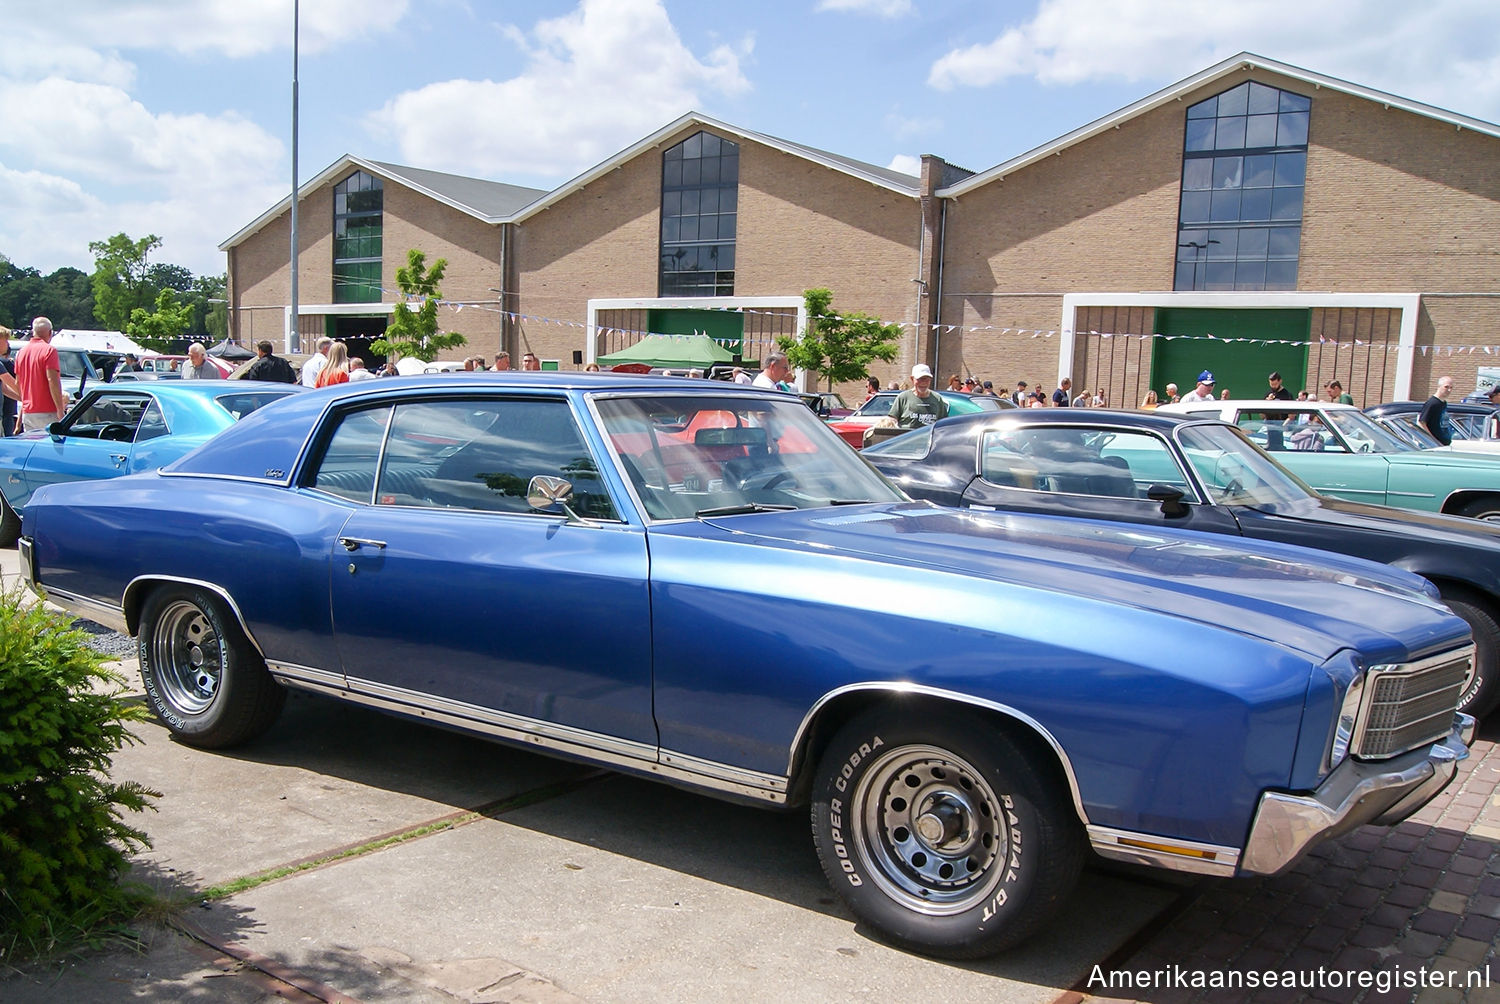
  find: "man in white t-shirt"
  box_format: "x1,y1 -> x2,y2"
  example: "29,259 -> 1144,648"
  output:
1180,371 -> 1218,404
300,337 -> 333,387
752,352 -> 792,391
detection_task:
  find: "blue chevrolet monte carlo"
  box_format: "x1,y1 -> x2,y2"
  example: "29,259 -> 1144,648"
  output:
18,374 -> 1476,958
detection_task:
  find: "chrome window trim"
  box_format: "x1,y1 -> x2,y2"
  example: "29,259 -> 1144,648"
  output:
788,681 -> 1089,825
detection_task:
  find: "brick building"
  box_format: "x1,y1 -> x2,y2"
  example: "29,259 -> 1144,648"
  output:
222,53 -> 1500,403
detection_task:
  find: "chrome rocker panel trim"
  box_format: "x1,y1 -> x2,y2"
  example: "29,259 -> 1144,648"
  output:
1240,714 -> 1472,876
269,664 -> 789,804
43,586 -> 129,635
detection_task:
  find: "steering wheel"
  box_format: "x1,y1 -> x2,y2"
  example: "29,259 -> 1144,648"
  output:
99,424 -> 134,443
1358,441 -> 1374,453
740,470 -> 798,492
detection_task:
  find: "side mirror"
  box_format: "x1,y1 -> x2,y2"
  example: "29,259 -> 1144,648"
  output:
47,421 -> 66,438
1146,483 -> 1189,517
527,475 -> 585,522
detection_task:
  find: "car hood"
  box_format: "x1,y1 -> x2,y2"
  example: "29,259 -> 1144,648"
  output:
672,502 -> 1460,664
1253,495 -> 1500,554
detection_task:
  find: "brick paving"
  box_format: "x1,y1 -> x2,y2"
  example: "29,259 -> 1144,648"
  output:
1076,721 -> 1500,1003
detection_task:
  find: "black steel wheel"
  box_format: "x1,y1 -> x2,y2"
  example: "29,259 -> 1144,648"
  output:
1457,496 -> 1500,523
810,707 -> 1083,958
137,585 -> 285,748
1444,596 -> 1500,719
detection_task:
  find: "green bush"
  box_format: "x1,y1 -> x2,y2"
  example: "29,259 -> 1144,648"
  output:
0,586 -> 158,957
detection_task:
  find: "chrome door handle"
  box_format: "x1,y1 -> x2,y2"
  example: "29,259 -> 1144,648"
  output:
339,536 -> 387,551
110,454 -> 128,466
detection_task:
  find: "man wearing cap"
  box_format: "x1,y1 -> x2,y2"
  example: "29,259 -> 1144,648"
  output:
1266,371 -> 1293,401
1180,371 -> 1218,404
890,364 -> 949,428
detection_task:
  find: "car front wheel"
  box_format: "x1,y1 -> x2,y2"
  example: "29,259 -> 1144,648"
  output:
137,586 -> 285,748
1443,596 -> 1500,719
810,707 -> 1084,958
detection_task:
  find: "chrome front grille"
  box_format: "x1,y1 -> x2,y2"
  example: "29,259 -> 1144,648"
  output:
1354,648 -> 1470,759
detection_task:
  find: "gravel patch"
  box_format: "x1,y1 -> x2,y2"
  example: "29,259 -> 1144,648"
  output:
72,618 -> 137,658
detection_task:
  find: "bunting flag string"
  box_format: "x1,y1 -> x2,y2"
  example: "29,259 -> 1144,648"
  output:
322,277 -> 1500,356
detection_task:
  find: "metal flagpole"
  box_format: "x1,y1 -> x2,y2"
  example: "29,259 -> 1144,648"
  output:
288,0 -> 300,353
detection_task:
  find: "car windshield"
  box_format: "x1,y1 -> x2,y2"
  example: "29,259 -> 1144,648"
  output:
1177,424 -> 1314,507
862,426 -> 934,459
1380,413 -> 1445,449
1320,409 -> 1415,453
594,394 -> 904,520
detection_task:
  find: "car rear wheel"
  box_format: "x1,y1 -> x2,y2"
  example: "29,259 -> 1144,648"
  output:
0,492 -> 19,547
1442,596 -> 1500,719
137,586 -> 285,748
810,707 -> 1084,958
1457,496 -> 1500,522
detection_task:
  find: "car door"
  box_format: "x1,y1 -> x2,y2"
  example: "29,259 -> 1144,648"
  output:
959,425 -> 1244,535
322,395 -> 657,748
16,390 -> 158,508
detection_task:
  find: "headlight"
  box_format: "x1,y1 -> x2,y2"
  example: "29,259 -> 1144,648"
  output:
1327,673 -> 1365,771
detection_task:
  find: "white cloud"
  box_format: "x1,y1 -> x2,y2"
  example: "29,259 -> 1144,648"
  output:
926,0 -> 1500,121
367,0 -> 751,179
0,74 -> 286,274
816,0 -> 913,16
885,154 -> 921,176
0,0 -> 411,60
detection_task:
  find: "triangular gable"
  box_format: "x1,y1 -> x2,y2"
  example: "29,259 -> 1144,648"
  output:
939,52 -> 1500,199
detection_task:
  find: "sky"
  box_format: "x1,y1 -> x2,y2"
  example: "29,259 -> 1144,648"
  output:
2,0 -> 1497,278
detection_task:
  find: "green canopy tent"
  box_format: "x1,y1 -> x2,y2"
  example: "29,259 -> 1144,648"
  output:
597,333 -> 735,371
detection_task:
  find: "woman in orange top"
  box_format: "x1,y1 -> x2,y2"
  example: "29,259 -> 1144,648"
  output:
315,342 -> 350,388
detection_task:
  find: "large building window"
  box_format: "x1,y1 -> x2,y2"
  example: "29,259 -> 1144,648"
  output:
334,171 -> 383,304
660,131 -> 737,297
1175,82 -> 1309,291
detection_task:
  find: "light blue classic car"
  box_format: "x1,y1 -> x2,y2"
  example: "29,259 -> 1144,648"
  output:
0,381 -> 300,546
19,375 -> 1474,958
1160,399 -> 1500,520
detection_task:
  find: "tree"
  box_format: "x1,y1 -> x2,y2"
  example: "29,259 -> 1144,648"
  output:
88,233 -> 162,330
778,288 -> 901,391
125,288 -> 194,352
370,249 -> 466,363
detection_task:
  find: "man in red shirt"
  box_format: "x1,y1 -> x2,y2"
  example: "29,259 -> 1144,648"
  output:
16,317 -> 68,431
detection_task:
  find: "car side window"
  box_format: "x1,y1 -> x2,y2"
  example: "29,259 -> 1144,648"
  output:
378,399 -> 617,519
62,392 -> 151,442
310,405 -> 393,503
981,427 -> 1178,500
1241,411 -> 1347,454
136,399 -> 169,441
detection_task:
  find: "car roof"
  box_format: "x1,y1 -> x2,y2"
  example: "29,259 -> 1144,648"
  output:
1160,399 -> 1362,412
1367,400 -> 1495,416
162,372 -> 791,483
928,407 -> 1220,432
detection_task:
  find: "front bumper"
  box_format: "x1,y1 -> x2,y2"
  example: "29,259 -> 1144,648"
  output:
1240,712 -> 1474,875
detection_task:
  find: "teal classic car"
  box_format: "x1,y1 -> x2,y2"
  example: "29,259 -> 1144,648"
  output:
1159,400 -> 1500,521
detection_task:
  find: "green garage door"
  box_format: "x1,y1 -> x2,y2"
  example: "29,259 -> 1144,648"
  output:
647,308 -> 745,356
1152,308 -> 1311,399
